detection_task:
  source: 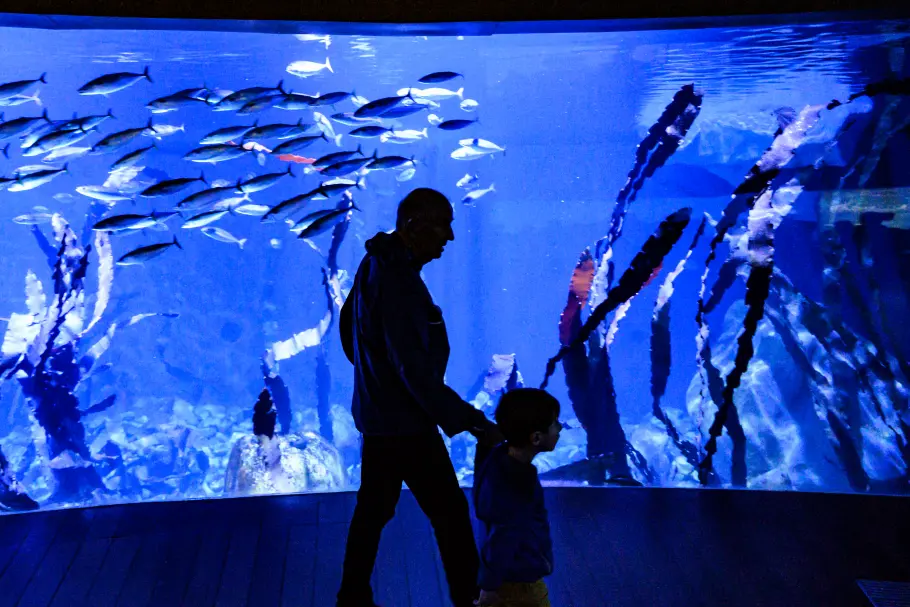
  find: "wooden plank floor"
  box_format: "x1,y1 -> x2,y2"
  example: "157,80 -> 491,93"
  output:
0,487 -> 908,607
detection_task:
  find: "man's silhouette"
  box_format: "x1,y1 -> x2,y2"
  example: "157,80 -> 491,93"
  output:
337,188 -> 502,607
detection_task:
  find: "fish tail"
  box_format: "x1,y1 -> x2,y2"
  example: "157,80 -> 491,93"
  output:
238,238 -> 247,250
421,127 -> 427,137
200,171 -> 208,185
147,118 -> 157,133
173,236 -> 183,250
287,165 -> 295,177
325,57 -> 333,73
62,162 -> 69,173
489,183 -> 495,192
39,72 -> 47,84
1,143 -> 8,159
107,108 -> 115,119
371,148 -> 379,159
334,134 -> 343,147
356,176 -> 367,190
456,87 -> 464,99
41,109 -> 50,122
356,143 -> 363,156
31,90 -> 42,107
277,79 -> 286,94
143,66 -> 153,82
0,112 -> 3,124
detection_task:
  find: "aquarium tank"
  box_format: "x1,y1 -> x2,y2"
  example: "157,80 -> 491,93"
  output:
0,13 -> 908,514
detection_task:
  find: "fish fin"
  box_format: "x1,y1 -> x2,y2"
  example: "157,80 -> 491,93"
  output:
143,66 -> 152,82
371,148 -> 379,159
173,236 -> 183,250
325,57 -> 333,73
146,118 -> 157,133
1,143 -> 8,159
489,183 -> 495,192
356,176 -> 367,190
238,238 -> 247,250
38,72 -> 47,84
334,134 -> 343,147
356,143 -> 363,156
62,163 -> 69,173
456,87 -> 464,99
41,109 -> 49,122
31,90 -> 42,107
421,127 -> 428,137
409,155 -> 416,165
287,165 -> 295,177
200,171 -> 207,185
242,191 -> 252,203
107,108 -> 115,119
277,79 -> 285,94
320,132 -> 328,142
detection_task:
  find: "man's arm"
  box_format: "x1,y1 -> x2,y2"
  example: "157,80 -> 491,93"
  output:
379,267 -> 487,437
340,289 -> 355,365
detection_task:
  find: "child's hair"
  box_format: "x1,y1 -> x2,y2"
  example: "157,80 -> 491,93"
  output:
494,388 -> 560,447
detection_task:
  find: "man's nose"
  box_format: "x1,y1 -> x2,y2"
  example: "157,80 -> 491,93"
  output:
446,226 -> 455,242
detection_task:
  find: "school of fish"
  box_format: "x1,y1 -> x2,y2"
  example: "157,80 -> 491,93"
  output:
0,44 -> 503,266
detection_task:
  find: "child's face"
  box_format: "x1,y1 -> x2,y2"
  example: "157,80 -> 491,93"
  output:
532,416 -> 562,453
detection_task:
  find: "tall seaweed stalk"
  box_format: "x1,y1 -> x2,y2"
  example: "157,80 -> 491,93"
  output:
695,105 -> 824,485
649,216 -> 707,473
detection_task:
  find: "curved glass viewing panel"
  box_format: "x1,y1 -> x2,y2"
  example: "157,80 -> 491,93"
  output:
1,14 -> 909,513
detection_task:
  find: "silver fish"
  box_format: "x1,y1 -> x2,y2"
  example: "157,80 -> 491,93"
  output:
314,111 -> 343,147
76,185 -> 133,202
13,212 -> 53,225
461,183 -> 495,204
94,211 -> 177,232
201,227 -> 247,249
238,166 -> 294,194
286,58 -> 333,78
44,146 -> 92,162
182,209 -> 229,229
184,144 -> 251,164
116,236 -> 182,266
0,73 -> 46,102
396,167 -> 417,182
234,204 -> 271,216
200,123 -> 257,145
110,144 -> 156,172
92,120 -> 156,155
8,164 -> 68,192
456,173 -> 479,189
142,124 -> 184,139
79,67 -> 151,96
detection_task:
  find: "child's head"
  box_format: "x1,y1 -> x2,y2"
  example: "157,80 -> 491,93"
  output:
494,388 -> 562,454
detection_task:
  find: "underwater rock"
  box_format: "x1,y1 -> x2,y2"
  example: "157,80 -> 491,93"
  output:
224,431 -> 346,496
0,444 -> 39,511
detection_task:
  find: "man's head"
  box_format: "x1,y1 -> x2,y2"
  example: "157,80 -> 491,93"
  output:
494,388 -> 562,454
395,188 -> 455,267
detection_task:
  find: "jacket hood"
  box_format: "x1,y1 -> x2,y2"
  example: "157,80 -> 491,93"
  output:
365,231 -> 411,265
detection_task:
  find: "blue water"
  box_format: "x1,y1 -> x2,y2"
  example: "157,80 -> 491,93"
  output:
1,17 -> 909,512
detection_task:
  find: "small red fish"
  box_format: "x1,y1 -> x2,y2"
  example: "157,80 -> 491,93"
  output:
277,154 -> 315,165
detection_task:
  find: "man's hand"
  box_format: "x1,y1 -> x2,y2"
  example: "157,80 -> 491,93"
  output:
471,419 -> 505,449
475,589 -> 501,606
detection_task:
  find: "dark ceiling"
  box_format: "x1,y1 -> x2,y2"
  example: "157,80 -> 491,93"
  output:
3,0 -> 907,28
